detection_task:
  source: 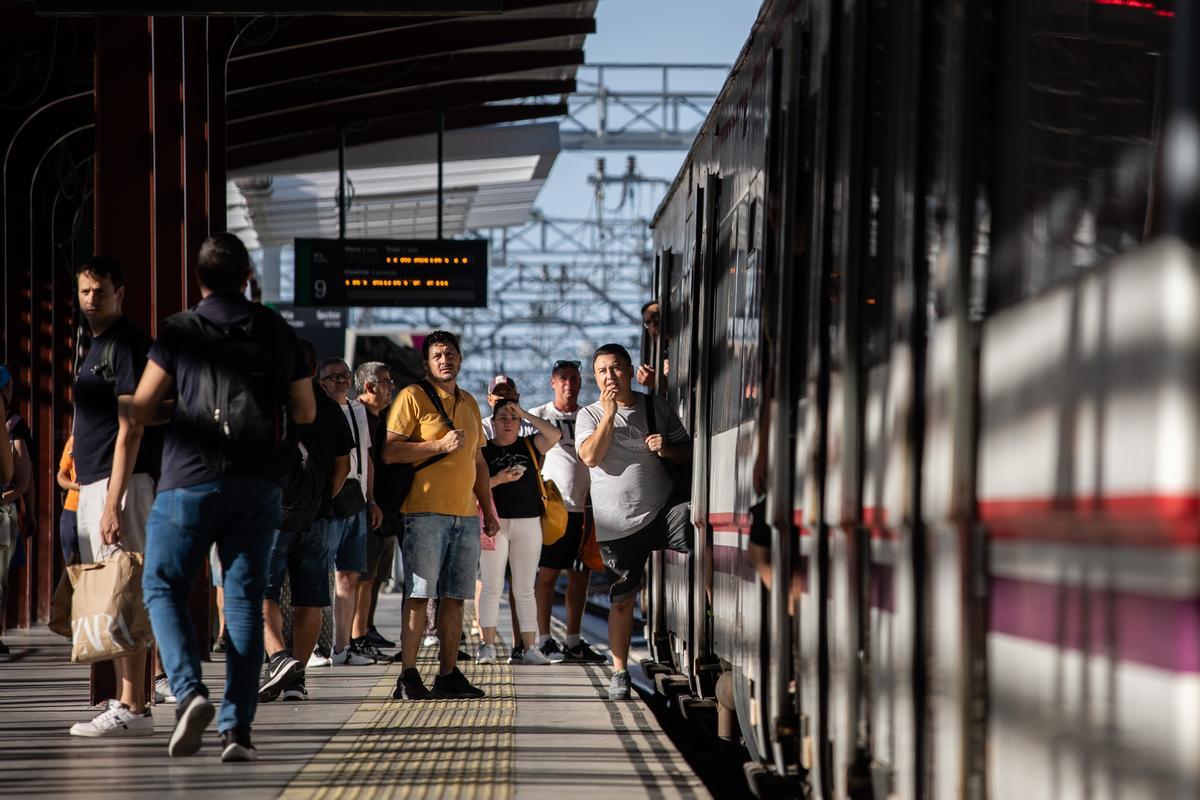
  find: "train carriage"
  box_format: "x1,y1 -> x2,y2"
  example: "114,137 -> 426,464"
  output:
643,0 -> 1200,798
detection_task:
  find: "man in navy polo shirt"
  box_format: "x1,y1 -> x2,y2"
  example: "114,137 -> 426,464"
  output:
122,233 -> 315,762
67,256 -> 161,739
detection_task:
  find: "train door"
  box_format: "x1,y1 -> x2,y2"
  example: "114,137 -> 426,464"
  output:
857,1 -> 926,799
918,1 -> 991,798
764,11 -> 814,783
689,173 -> 722,696
979,4 -> 1200,799
796,0 -> 840,795
652,243 -> 698,677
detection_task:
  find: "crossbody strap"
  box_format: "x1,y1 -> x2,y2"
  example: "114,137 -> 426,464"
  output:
522,436 -> 548,500
345,403 -> 362,479
411,379 -> 457,473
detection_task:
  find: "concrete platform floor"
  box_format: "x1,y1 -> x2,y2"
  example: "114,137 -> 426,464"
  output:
0,592 -> 707,799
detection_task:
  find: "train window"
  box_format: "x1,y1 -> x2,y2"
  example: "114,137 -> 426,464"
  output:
708,205 -> 741,432
989,0 -> 1175,309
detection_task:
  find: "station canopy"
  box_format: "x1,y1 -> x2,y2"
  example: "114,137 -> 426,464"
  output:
223,0 -> 595,248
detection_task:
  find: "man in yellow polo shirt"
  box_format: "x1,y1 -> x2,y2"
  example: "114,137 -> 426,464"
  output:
384,330 -> 500,700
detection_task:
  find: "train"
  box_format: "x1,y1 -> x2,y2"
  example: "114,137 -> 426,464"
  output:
640,0 -> 1200,798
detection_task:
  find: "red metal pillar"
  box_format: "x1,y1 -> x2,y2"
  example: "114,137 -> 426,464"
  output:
151,16 -> 185,334
94,17 -> 154,329
182,18 -> 209,304
92,17 -> 154,704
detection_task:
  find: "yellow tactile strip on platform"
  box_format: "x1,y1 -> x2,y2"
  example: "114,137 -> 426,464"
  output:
281,660 -> 515,800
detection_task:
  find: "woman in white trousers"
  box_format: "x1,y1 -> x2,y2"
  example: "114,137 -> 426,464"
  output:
478,399 -> 560,665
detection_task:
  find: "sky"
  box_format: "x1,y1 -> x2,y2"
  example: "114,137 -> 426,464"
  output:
534,0 -> 762,220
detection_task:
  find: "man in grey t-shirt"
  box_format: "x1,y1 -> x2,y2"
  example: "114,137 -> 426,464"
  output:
577,343 -> 691,701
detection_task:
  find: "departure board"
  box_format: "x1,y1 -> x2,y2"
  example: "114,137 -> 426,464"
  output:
293,238 -> 488,308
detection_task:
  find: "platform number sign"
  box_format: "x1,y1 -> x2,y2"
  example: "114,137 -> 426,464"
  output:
293,238 -> 488,309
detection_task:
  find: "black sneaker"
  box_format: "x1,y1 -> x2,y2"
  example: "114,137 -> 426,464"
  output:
507,645 -> 524,665
169,691 -> 215,757
349,636 -> 380,664
220,728 -> 258,763
431,667 -> 486,699
540,638 -> 566,663
258,652 -> 302,703
281,679 -> 308,701
366,625 -> 395,649
457,649 -> 473,662
607,669 -> 631,701
212,632 -> 228,653
392,668 -> 432,700
0,639 -> 10,655
564,640 -> 608,664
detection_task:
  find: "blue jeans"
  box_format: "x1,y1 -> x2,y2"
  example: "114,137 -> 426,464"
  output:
143,479 -> 281,734
401,513 -> 480,600
324,510 -> 368,574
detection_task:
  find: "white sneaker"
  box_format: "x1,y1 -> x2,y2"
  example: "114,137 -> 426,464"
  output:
421,634 -> 439,648
307,647 -> 333,668
331,645 -> 372,666
522,646 -> 552,665
154,677 -> 176,704
70,703 -> 154,738
477,644 -> 497,664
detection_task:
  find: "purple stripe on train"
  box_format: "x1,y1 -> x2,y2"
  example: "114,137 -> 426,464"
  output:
989,576 -> 1200,673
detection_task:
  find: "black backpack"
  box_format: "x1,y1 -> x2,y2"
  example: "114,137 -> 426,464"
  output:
373,380 -> 456,535
166,305 -> 289,476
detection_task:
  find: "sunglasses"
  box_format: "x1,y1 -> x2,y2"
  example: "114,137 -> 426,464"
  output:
321,372 -> 352,383
553,360 -> 581,371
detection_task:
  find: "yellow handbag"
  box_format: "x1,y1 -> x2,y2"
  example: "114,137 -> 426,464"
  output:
524,438 -> 568,546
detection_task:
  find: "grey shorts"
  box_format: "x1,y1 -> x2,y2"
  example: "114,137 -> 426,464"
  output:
77,473 -> 155,562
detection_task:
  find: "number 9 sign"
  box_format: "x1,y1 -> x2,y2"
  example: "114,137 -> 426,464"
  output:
313,278 -> 327,300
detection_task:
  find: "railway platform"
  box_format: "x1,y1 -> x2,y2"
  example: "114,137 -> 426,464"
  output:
0,593 -> 707,800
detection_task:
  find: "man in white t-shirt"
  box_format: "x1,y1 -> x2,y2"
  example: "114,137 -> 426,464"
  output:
482,375 -> 536,440
318,358 -> 383,666
527,360 -> 606,664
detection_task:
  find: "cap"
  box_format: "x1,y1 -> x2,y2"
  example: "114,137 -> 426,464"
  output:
0,365 -> 10,391
488,374 -> 516,394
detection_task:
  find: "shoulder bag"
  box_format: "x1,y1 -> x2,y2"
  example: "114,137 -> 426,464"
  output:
523,437 -> 568,546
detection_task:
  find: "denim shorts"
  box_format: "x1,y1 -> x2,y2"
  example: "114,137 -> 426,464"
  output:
326,510 -> 368,574
401,513 -> 481,600
265,527 -> 331,608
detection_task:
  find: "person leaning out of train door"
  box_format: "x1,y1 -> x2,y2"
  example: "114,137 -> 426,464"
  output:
636,301 -> 666,391
577,343 -> 691,701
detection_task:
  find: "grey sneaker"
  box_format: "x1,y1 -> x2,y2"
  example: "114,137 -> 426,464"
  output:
607,670 -> 631,701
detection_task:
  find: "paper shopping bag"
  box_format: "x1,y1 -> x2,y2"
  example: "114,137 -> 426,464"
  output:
67,549 -> 153,664
48,568 -> 74,638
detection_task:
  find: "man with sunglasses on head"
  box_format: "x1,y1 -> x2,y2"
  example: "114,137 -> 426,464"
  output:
527,359 -> 607,664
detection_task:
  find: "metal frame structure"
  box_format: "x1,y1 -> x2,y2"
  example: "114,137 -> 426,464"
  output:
560,63 -> 729,151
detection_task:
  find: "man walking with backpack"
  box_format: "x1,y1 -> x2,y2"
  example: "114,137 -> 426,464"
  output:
67,256 -> 161,738
382,330 -> 499,700
126,233 -> 315,761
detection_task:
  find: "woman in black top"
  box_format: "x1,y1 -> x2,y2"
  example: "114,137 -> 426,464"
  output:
477,399 -> 560,665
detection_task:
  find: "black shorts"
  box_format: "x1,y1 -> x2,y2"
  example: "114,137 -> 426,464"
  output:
365,530 -> 396,582
599,501 -> 691,603
539,509 -> 590,571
